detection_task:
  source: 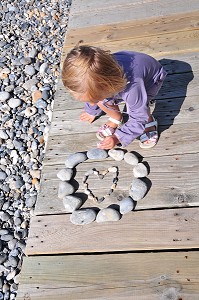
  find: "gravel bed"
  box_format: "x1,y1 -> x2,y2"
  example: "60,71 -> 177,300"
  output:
0,0 -> 71,298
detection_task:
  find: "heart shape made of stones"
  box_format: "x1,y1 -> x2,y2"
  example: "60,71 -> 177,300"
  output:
82,166 -> 119,203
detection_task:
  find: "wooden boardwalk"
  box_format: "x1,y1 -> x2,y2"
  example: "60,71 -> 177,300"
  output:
17,1 -> 199,299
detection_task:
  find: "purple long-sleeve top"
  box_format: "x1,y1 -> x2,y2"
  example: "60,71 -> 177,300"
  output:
84,51 -> 167,147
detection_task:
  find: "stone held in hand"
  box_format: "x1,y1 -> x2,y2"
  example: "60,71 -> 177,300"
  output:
108,149 -> 124,161
87,148 -> 108,160
65,152 -> 87,168
70,209 -> 97,225
129,178 -> 148,201
58,181 -> 75,198
119,197 -> 135,214
57,168 -> 73,181
124,152 -> 139,165
96,207 -> 121,223
133,163 -> 148,178
63,195 -> 82,212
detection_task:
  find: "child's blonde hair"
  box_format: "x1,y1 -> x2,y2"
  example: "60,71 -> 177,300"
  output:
62,44 -> 127,100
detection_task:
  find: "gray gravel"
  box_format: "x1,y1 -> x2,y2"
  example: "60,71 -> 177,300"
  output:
0,0 -> 71,298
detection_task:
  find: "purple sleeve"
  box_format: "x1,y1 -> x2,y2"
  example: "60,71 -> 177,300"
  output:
84,103 -> 103,116
115,79 -> 149,147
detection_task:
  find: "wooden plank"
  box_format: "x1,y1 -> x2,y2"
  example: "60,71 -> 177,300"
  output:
17,251 -> 199,300
35,152 -> 199,215
64,10 -> 199,48
42,122 -> 199,166
35,151 -> 199,215
68,0 -> 199,28
26,207 -> 199,255
62,29 -> 199,59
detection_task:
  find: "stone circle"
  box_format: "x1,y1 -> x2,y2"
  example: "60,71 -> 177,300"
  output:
57,149 -> 151,225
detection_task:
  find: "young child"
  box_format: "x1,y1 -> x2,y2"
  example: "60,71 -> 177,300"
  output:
62,45 -> 167,150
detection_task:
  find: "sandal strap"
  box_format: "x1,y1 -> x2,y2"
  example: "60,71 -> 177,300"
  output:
145,119 -> 157,129
108,117 -> 122,126
140,131 -> 157,142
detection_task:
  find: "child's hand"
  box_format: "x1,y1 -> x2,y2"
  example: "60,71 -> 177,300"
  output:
80,112 -> 95,123
97,135 -> 119,150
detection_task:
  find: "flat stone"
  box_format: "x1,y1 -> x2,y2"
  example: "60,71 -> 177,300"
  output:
0,171 -> 7,180
58,181 -> 75,198
70,209 -> 97,225
57,168 -> 73,181
24,106 -> 37,117
24,65 -> 36,76
63,195 -> 82,212
96,208 -> 121,222
108,149 -> 124,161
0,91 -> 10,101
22,79 -> 38,91
0,129 -> 8,139
65,152 -> 87,168
87,148 -> 108,160
129,178 -> 148,201
119,197 -> 135,214
8,98 -> 22,108
133,163 -> 148,178
124,152 -> 139,165
32,90 -> 42,103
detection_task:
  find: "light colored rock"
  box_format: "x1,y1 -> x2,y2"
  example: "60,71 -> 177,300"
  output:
119,197 -> 135,214
0,91 -> 10,101
108,149 -> 124,161
124,152 -> 139,165
65,152 -> 87,168
133,163 -> 148,178
63,195 -> 82,212
24,106 -> 37,117
129,178 -> 148,201
58,181 -> 75,198
87,148 -> 108,160
70,209 -> 96,225
96,208 -> 121,222
57,168 -> 73,181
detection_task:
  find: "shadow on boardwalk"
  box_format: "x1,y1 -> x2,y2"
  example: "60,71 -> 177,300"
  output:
153,59 -> 194,135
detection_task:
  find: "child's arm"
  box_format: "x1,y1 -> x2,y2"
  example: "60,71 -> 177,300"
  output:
97,102 -> 122,129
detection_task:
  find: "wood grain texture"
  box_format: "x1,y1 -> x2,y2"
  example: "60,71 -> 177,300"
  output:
17,251 -> 199,300
26,207 -> 199,255
64,10 -> 199,49
62,29 -> 199,59
35,152 -> 199,215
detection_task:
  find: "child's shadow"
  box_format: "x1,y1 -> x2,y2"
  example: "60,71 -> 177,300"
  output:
152,59 -> 194,135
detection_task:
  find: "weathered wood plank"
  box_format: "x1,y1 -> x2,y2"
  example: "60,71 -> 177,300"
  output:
17,251 -> 199,300
64,10 -> 199,48
42,122 -> 199,166
62,29 -> 199,59
26,207 -> 199,255
35,152 -> 199,215
68,0 -> 199,28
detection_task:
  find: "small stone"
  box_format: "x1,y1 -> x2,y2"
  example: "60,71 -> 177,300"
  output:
84,169 -> 94,176
108,149 -> 124,161
133,163 -> 148,178
32,90 -> 42,103
70,209 -> 97,225
65,152 -> 87,168
129,178 -> 148,201
20,57 -> 32,65
25,196 -> 37,208
40,62 -> 49,74
0,91 -> 10,101
0,129 -> 8,139
96,208 -> 121,222
8,256 -> 19,268
57,168 -> 73,181
8,98 -> 22,108
63,195 -> 82,212
0,170 -> 7,180
22,79 -> 38,91
58,181 -> 75,198
124,152 -> 139,165
0,253 -> 7,264
119,197 -> 135,214
25,65 -> 36,76
87,148 -> 108,160
24,106 -> 37,117
35,99 -> 47,109
108,166 -> 118,173
6,270 -> 16,281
